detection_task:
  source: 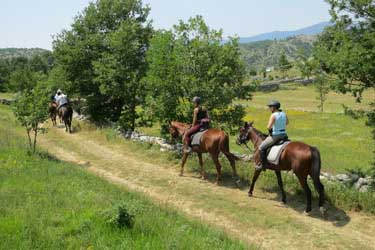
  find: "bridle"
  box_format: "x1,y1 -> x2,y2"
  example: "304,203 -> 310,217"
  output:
237,126 -> 255,153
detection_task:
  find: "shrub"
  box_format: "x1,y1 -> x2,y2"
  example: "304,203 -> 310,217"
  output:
102,200 -> 143,229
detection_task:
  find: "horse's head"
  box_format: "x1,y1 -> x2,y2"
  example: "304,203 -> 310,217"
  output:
168,121 -> 180,139
236,121 -> 254,145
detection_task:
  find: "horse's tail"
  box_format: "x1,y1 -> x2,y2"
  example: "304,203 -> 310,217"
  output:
310,146 -> 321,180
310,146 -> 325,210
220,132 -> 239,161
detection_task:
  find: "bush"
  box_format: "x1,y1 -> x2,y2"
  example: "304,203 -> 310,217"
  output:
102,200 -> 143,229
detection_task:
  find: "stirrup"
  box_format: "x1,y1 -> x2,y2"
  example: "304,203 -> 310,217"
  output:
184,146 -> 192,153
255,164 -> 266,171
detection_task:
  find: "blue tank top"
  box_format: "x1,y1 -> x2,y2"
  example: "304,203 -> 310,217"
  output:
272,111 -> 287,136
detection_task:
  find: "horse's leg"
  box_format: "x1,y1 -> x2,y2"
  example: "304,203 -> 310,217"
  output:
311,174 -> 325,211
180,152 -> 188,176
197,152 -> 205,179
210,153 -> 222,184
297,174 -> 312,213
248,169 -> 261,197
275,170 -> 286,203
224,152 -> 240,187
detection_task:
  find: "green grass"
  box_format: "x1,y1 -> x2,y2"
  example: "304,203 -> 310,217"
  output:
0,92 -> 15,99
0,105 -> 250,250
238,83 -> 374,113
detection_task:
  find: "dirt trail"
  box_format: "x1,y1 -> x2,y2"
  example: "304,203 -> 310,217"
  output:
39,124 -> 375,250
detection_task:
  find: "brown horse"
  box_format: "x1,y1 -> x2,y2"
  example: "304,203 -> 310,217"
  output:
48,102 -> 58,126
58,105 -> 73,133
169,121 -> 240,186
237,122 -> 325,214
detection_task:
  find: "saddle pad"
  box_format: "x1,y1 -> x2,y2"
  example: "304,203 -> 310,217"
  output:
267,141 -> 291,165
191,130 -> 208,146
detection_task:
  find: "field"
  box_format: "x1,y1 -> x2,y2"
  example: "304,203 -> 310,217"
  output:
140,84 -> 374,174
0,105 -> 248,250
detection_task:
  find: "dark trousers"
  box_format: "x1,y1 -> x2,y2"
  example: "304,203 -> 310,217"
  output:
184,124 -> 201,145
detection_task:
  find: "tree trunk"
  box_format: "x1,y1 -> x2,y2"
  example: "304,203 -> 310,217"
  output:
33,128 -> 38,153
26,129 -> 32,150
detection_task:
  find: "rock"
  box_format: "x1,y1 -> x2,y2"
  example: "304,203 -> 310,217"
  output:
359,185 -> 369,193
335,174 -> 351,182
160,148 -> 168,152
354,177 -> 367,189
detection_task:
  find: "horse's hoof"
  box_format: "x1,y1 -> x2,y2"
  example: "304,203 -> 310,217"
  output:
319,206 -> 327,218
235,179 -> 241,188
248,192 -> 253,197
179,173 -> 184,177
200,175 -> 206,180
282,199 -> 287,204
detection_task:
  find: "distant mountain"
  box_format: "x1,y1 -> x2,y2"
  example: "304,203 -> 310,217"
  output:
239,35 -> 316,70
0,48 -> 50,60
239,21 -> 330,43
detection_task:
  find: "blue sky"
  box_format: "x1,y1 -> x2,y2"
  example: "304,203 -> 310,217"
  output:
0,0 -> 330,50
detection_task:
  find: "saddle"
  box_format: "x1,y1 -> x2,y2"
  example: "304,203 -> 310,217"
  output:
266,138 -> 290,165
190,128 -> 208,146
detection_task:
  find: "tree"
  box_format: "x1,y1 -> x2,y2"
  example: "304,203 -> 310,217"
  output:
53,0 -> 152,130
296,50 -> 316,80
144,16 -> 248,133
12,84 -> 50,153
278,53 -> 292,78
314,73 -> 330,112
314,0 -> 375,176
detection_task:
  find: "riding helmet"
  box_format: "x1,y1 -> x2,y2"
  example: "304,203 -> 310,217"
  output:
192,96 -> 201,104
267,100 -> 281,109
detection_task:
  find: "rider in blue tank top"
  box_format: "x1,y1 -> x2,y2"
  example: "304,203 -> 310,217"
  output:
257,100 -> 289,171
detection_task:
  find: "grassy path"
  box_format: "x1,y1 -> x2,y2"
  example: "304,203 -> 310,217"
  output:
38,121 -> 375,250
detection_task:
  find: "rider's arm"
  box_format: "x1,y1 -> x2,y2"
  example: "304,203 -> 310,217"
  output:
192,108 -> 199,125
267,114 -> 276,130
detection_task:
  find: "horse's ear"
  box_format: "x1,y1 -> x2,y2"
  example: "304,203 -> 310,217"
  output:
168,121 -> 172,125
249,121 -> 254,126
244,122 -> 248,128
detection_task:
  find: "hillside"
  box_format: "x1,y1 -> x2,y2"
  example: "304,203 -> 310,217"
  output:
239,35 -> 315,70
0,48 -> 50,59
239,21 -> 330,43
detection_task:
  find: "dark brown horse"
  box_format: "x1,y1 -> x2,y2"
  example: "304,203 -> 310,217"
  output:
237,122 -> 325,214
169,121 -> 240,186
58,105 -> 73,133
48,102 -> 58,126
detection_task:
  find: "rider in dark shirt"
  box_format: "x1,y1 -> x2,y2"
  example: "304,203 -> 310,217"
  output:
183,96 -> 210,153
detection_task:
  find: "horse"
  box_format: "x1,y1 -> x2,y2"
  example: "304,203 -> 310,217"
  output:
169,121 -> 240,186
237,122 -> 325,214
58,105 -> 73,133
48,102 -> 58,126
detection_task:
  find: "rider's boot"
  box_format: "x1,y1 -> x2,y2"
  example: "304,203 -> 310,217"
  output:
255,149 -> 268,171
183,143 -> 192,153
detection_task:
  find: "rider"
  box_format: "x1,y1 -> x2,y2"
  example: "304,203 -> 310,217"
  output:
55,89 -> 69,111
256,100 -> 289,171
183,96 -> 210,153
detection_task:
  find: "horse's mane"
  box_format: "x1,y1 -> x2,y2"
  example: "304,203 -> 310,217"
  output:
251,126 -> 268,139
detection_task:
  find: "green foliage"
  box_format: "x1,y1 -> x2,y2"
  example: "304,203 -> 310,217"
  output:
0,51 -> 53,92
144,16 -> 247,132
314,73 -> 330,112
102,201 -> 137,229
53,0 -> 152,130
12,84 -> 50,152
277,53 -> 292,77
239,35 -> 315,71
314,0 -> 375,175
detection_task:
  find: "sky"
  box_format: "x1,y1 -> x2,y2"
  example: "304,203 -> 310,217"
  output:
0,0 -> 331,50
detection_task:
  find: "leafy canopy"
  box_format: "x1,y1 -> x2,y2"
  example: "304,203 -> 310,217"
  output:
144,16 -> 249,132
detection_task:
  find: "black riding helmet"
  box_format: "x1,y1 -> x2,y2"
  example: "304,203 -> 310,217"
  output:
267,100 -> 281,109
192,96 -> 201,104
